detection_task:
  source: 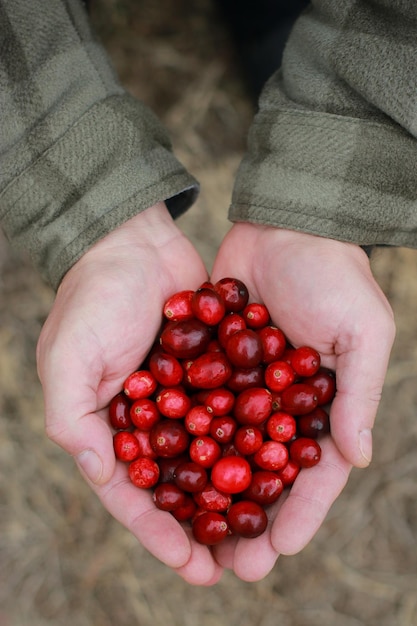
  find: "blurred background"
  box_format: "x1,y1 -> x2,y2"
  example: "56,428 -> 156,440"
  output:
1,1 -> 416,624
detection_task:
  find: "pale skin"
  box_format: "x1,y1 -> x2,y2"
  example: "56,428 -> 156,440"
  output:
36,201 -> 395,585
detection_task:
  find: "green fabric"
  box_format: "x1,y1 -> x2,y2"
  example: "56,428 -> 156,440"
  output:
1,0 -> 417,292
230,1 -> 417,246
0,0 -> 198,289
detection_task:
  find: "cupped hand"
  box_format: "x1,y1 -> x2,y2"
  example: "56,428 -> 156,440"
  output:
210,222 -> 395,581
36,202 -> 223,585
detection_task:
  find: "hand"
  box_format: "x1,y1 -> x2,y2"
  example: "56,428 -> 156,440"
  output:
36,202 -> 223,585
210,222 -> 395,581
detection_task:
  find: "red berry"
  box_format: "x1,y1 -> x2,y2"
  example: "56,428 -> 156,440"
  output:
214,277 -> 249,312
171,495 -> 198,521
289,437 -> 322,468
174,461 -> 208,492
113,431 -> 140,462
157,454 -> 189,483
184,405 -> 213,435
234,426 -> 263,456
186,352 -> 232,389
192,511 -> 229,545
217,313 -> 247,348
130,398 -> 160,430
132,428 -> 158,459
211,456 -> 252,494
156,387 -> 192,419
226,500 -> 268,538
298,407 -> 330,438
233,387 -> 272,426
160,319 -> 212,359
304,368 -> 336,405
257,326 -> 287,363
108,392 -> 132,430
209,415 -> 237,444
264,360 -> 295,392
152,482 -> 186,511
191,287 -> 226,326
204,387 -> 235,416
242,470 -> 284,506
149,420 -> 190,457
280,383 -> 319,415
226,366 -> 264,392
265,411 -> 297,443
193,482 -> 232,512
275,459 -> 301,487
189,435 -> 222,468
290,346 -> 321,377
225,329 -> 263,369
242,302 -> 270,329
163,289 -> 194,321
253,440 -> 289,471
128,457 -> 160,489
123,370 -> 157,400
149,351 -> 184,387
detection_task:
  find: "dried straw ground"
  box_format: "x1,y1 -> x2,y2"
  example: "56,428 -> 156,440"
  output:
1,2 -> 416,625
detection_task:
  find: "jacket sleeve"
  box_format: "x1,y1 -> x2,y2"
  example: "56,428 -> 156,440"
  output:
230,0 -> 417,248
0,0 -> 199,290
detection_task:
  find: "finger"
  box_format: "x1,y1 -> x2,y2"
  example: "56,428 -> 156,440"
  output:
92,462 -> 193,570
270,436 -> 351,555
330,312 -> 395,467
174,527 -> 224,586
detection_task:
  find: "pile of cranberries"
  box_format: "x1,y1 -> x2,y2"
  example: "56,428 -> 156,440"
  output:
108,277 -> 335,546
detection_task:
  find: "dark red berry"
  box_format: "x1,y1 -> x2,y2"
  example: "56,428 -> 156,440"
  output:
174,461 -> 208,492
191,288 -> 226,326
257,326 -> 287,364
289,437 -> 322,468
227,500 -> 268,538
149,351 -> 184,387
214,277 -> 249,312
233,387 -> 272,426
109,392 -> 132,430
242,470 -> 284,506
160,319 -> 212,359
204,387 -> 235,416
298,407 -> 330,438
225,329 -> 263,369
280,383 -> 319,415
192,511 -> 229,545
152,482 -> 187,511
163,289 -> 194,321
149,420 -> 190,458
234,426 -> 263,456
217,313 -> 247,348
304,368 -> 336,405
209,415 -> 237,444
186,352 -> 232,389
290,346 -> 321,377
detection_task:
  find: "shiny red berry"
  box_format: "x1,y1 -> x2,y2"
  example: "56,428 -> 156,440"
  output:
289,437 -> 322,468
123,370 -> 157,400
113,431 -> 140,462
242,302 -> 270,329
192,511 -> 229,545
152,482 -> 187,511
265,411 -> 297,443
211,456 -> 252,494
280,383 -> 319,415
163,289 -> 194,321
264,360 -> 295,392
191,287 -> 226,326
225,329 -> 263,369
227,500 -> 268,538
214,277 -> 249,312
128,457 -> 160,489
130,398 -> 160,430
290,345 -> 321,377
108,392 -> 132,430
160,319 -> 212,359
186,352 -> 232,389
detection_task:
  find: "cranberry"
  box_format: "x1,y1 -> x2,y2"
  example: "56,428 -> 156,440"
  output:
204,387 -> 235,416
304,368 -> 336,405
242,470 -> 284,506
290,346 -> 321,377
163,289 -> 194,321
227,500 -> 268,538
193,482 -> 232,512
171,495 -> 197,522
149,351 -> 184,387
130,398 -> 160,430
152,482 -> 186,511
149,420 -> 190,458
214,277 -> 249,312
157,454 -> 189,483
226,366 -> 264,392
242,302 -> 270,329
184,405 -> 213,435
128,457 -> 160,489
123,370 -> 157,400
257,325 -> 287,363
264,360 -> 295,392
209,415 -> 237,444
113,431 -> 140,462
191,288 -> 226,326
289,437 -> 322,468
192,511 -> 229,545
225,329 -> 263,369
234,426 -> 263,456
265,411 -> 297,443
174,461 -> 208,492
253,440 -> 289,471
156,387 -> 192,419
189,435 -> 222,468
211,456 -> 252,494
132,429 -> 158,459
217,313 -> 247,348
160,319 -> 212,359
233,387 -> 272,426
186,352 -> 232,389
298,407 -> 330,438
275,459 -> 301,487
108,392 -> 132,430
280,383 -> 319,415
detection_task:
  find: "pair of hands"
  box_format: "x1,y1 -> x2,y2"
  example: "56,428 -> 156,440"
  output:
36,201 -> 395,585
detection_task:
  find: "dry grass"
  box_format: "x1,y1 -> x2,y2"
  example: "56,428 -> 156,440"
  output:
1,1 -> 417,625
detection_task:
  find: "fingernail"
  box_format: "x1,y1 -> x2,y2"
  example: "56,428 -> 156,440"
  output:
359,429 -> 373,464
75,450 -> 103,484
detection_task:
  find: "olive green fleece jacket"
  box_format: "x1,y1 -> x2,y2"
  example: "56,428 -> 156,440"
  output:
1,0 -> 417,291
